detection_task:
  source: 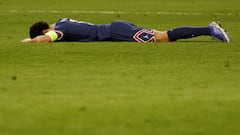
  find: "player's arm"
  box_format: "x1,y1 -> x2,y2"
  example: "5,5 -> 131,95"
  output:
21,30 -> 60,43
21,35 -> 51,43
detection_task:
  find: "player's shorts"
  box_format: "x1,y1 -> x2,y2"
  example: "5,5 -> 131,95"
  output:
109,20 -> 156,42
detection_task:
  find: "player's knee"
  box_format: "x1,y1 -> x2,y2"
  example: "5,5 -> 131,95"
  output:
154,31 -> 169,42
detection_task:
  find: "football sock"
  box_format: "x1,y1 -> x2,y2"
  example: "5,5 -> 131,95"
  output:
167,27 -> 211,41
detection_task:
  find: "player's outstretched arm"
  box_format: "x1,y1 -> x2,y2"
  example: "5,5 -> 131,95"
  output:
21,35 -> 52,43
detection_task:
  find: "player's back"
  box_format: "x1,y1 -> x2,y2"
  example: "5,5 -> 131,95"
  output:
54,18 -> 110,41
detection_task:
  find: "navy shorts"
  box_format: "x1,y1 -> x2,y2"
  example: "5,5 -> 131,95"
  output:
109,20 -> 156,42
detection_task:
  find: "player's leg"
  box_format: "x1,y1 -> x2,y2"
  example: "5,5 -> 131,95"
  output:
167,26 -> 211,42
154,31 -> 169,42
155,21 -> 230,42
154,27 -> 211,42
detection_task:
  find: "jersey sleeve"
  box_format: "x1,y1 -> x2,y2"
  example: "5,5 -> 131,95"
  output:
45,30 -> 59,42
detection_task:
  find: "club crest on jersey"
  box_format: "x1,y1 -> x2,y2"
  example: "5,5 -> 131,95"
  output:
133,29 -> 155,42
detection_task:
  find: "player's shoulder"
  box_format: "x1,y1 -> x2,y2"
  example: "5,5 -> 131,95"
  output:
57,18 -> 70,23
55,18 -> 71,28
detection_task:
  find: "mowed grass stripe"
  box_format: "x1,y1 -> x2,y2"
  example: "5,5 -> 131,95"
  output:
4,9 -> 239,16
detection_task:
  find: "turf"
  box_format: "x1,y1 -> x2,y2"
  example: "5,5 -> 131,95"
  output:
0,0 -> 240,135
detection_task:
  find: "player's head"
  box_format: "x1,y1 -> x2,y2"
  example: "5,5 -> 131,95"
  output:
29,21 -> 49,38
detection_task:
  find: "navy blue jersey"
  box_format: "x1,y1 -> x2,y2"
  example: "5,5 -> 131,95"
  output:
54,18 -> 155,42
54,18 -> 111,41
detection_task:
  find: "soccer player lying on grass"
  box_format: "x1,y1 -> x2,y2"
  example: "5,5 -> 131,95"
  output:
21,18 -> 231,43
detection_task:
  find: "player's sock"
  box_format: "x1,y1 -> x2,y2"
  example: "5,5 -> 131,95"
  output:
167,27 -> 211,41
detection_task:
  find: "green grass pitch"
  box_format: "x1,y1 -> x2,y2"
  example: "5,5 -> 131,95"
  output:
0,0 -> 240,135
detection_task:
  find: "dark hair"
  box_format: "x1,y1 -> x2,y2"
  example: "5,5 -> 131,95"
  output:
29,21 -> 49,38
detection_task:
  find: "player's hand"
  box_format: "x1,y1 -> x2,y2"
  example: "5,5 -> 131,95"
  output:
21,38 -> 32,42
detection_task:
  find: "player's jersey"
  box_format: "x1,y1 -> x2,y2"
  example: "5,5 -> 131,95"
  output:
54,18 -> 111,41
53,18 -> 155,42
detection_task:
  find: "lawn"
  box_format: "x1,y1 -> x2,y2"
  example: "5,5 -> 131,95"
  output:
0,0 -> 240,135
